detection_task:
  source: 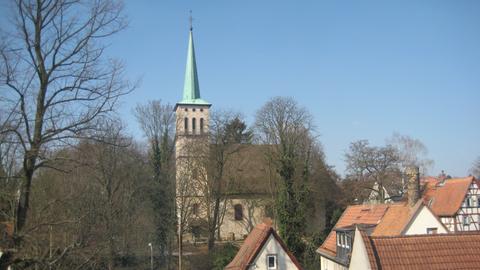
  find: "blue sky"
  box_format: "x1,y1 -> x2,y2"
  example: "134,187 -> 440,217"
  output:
109,0 -> 479,177
3,1 -> 479,176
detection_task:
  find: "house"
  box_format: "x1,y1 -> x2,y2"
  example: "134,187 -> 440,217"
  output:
422,176 -> 480,232
225,220 -> 302,270
317,167 -> 448,270
350,227 -> 480,269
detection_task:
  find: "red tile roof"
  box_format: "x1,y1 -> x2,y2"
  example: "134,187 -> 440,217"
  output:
370,201 -> 430,236
225,220 -> 302,270
317,204 -> 389,256
423,176 -> 475,216
365,233 -> 480,269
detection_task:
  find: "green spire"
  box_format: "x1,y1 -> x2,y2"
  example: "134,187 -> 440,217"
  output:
178,30 -> 210,106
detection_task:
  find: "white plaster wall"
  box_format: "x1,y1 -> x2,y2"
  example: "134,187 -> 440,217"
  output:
405,207 -> 448,235
348,229 -> 371,270
320,256 -> 348,270
248,234 -> 299,270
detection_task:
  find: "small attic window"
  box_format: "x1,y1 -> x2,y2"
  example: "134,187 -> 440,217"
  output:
267,254 -> 277,269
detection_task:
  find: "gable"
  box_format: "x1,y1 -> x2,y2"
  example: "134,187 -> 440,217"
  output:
250,234 -> 300,270
349,228 -> 374,270
404,206 -> 448,235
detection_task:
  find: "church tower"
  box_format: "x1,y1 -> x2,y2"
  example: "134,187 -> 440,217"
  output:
175,26 -> 211,150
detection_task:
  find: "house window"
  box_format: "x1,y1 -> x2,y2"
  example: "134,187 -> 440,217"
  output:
267,254 -> 277,269
234,204 -> 243,220
466,197 -> 472,207
192,117 -> 196,133
192,203 -> 199,215
427,227 -> 438,234
200,118 -> 204,134
184,117 -> 188,133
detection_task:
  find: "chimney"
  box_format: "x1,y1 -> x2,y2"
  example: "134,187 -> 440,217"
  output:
406,166 -> 420,207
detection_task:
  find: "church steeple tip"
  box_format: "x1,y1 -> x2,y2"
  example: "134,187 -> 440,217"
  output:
177,13 -> 210,107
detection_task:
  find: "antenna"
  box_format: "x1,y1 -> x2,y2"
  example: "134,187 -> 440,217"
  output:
189,10 -> 193,31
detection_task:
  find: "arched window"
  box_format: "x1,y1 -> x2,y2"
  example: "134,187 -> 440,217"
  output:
184,117 -> 188,133
200,118 -> 204,134
192,203 -> 199,215
192,117 -> 196,133
234,204 -> 243,221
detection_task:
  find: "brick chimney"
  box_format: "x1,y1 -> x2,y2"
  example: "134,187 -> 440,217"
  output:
406,166 -> 420,207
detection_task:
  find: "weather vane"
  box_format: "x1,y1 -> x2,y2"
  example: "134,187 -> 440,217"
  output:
189,10 -> 193,31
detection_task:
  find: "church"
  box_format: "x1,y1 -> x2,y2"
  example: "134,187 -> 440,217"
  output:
173,23 -> 328,246
173,26 -> 276,243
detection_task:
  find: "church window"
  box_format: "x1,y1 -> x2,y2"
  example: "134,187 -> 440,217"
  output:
200,108 -> 204,112
184,117 -> 188,133
234,204 -> 243,220
192,117 -> 196,133
193,108 -> 196,112
184,108 -> 188,112
192,203 -> 199,215
200,118 -> 204,134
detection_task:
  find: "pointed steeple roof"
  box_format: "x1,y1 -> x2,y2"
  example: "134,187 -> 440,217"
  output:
177,30 -> 210,107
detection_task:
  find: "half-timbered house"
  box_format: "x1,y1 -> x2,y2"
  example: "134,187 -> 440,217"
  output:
423,176 -> 479,232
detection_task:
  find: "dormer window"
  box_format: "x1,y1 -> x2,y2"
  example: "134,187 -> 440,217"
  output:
336,230 -> 353,263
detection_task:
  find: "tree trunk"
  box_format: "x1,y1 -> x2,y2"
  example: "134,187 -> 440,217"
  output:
178,232 -> 183,270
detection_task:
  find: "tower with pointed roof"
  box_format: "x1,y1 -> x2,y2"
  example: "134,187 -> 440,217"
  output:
175,25 -> 211,243
175,27 -> 211,148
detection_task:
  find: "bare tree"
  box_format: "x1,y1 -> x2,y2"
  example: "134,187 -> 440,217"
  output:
345,140 -> 402,203
472,157 -> 480,179
255,96 -> 314,257
387,133 -> 434,174
203,111 -> 251,251
175,149 -> 204,270
0,1 -> 133,268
